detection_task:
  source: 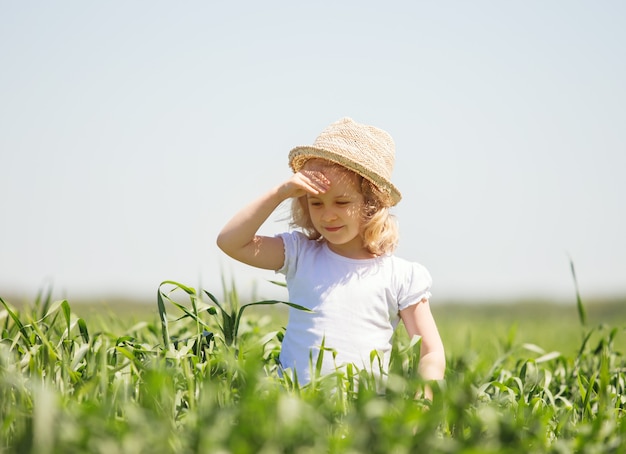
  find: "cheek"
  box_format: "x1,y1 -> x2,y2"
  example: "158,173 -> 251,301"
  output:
309,209 -> 322,223
344,206 -> 364,224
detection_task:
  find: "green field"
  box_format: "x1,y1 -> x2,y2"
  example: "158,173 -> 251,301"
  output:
1,283 -> 625,453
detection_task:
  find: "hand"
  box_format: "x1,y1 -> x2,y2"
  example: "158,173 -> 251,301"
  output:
415,383 -> 434,402
276,169 -> 330,200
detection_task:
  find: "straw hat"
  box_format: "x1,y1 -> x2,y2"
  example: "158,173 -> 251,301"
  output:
288,117 -> 402,205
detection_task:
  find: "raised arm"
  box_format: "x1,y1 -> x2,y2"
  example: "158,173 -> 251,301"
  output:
216,169 -> 330,270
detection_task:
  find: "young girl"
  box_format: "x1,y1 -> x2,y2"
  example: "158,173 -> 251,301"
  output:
217,117 -> 445,396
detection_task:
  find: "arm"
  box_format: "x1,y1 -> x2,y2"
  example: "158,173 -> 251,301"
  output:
216,170 -> 330,270
400,299 -> 446,400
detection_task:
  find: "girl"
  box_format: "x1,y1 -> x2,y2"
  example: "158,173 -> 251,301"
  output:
217,117 -> 445,397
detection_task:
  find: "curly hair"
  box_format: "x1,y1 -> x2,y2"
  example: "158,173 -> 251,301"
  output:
289,161 -> 399,256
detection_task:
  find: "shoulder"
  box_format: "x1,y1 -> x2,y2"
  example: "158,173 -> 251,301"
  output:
384,255 -> 433,308
276,231 -> 324,275
276,231 -> 318,252
276,230 -> 308,242
386,255 -> 432,283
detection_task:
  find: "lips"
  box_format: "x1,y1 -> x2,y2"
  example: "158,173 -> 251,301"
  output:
324,226 -> 343,232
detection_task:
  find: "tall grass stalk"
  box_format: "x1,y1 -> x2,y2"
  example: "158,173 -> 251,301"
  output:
1,280 -> 624,452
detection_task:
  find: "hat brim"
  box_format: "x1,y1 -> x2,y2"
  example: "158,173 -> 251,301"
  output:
289,146 -> 402,206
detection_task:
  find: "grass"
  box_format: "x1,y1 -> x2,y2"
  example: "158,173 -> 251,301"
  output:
1,282 -> 625,453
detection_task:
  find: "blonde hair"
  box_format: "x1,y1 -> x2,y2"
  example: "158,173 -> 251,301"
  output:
289,161 -> 399,256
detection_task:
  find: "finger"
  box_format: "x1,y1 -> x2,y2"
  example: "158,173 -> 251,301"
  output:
294,177 -> 323,195
300,170 -> 330,192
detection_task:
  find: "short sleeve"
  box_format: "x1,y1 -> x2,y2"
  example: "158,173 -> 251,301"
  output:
397,262 -> 433,312
275,231 -> 305,278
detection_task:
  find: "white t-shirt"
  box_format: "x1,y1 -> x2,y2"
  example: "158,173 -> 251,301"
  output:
276,231 -> 432,384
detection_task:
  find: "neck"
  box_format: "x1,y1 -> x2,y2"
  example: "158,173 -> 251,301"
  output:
326,241 -> 377,259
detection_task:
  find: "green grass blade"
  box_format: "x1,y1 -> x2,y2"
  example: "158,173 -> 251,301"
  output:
233,300 -> 312,344
203,289 -> 233,345
34,285 -> 54,319
202,289 -> 226,313
160,280 -> 196,296
61,300 -> 71,337
579,371 -> 597,419
315,337 -> 327,379
77,318 -> 89,343
569,257 -> 587,327
268,280 -> 287,287
0,296 -> 32,348
157,285 -> 171,349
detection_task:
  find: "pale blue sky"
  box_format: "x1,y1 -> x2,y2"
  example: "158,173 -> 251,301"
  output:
1,1 -> 625,304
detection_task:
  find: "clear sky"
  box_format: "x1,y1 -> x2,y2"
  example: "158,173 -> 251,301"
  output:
1,1 -> 625,305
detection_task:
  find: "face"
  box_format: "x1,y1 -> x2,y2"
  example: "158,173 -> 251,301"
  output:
302,161 -> 372,258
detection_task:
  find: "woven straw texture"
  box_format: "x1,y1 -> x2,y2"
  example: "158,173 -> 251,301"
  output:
288,117 -> 401,205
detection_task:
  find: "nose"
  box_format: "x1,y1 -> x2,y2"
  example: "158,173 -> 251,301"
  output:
320,207 -> 337,222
